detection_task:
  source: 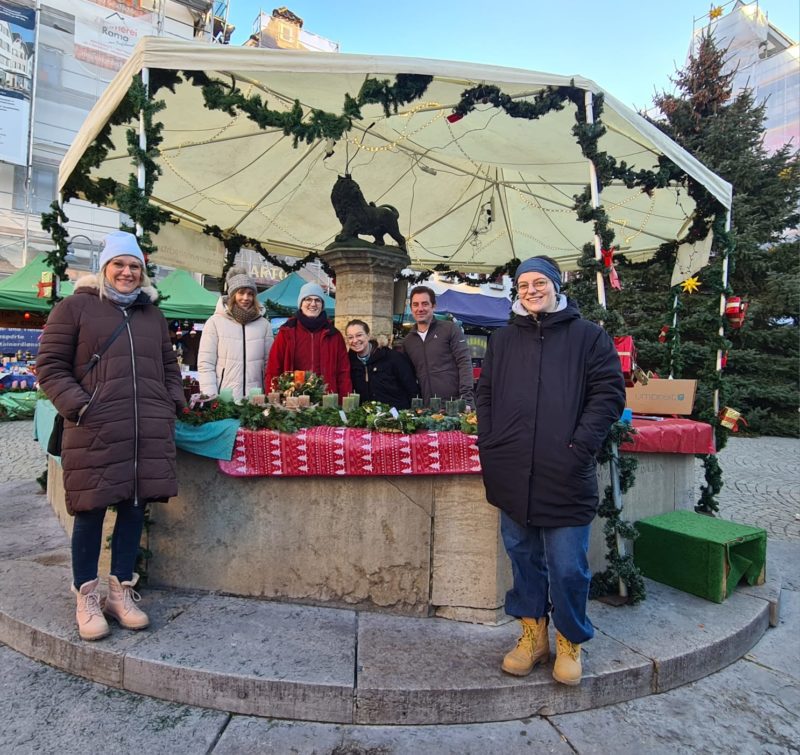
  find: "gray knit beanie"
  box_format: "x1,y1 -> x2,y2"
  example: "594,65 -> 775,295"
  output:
297,282 -> 325,308
226,266 -> 257,296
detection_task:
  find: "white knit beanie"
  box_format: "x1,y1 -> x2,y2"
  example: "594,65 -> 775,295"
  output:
226,266 -> 257,295
98,231 -> 145,270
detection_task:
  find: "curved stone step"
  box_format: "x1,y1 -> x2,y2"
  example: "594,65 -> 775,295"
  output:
0,480 -> 780,725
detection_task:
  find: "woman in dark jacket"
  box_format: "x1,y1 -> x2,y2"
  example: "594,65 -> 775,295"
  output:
265,282 -> 352,399
37,231 -> 185,642
476,255 -> 625,686
345,319 -> 418,408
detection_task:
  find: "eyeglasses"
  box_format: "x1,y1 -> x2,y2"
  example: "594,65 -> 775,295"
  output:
302,297 -> 323,305
517,279 -> 550,293
109,262 -> 143,274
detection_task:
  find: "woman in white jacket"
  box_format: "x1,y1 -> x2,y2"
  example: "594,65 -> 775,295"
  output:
198,267 -> 274,400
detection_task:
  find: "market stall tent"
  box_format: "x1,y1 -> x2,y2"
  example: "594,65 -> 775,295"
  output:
156,268 -> 219,320
257,272 -> 335,316
58,37 -> 732,277
434,289 -> 511,328
0,255 -> 73,313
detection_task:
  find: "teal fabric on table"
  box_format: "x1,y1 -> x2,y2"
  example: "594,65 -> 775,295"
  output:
37,400 -> 239,462
34,398 -> 59,458
175,419 -> 240,460
0,390 -> 37,419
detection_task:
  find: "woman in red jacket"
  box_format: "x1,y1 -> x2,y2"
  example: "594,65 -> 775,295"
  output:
265,283 -> 352,398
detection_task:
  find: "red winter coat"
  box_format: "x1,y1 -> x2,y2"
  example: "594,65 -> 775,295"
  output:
265,316 -> 352,397
36,278 -> 185,514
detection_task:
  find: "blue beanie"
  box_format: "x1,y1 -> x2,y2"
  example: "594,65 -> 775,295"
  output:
515,257 -> 561,293
297,282 -> 325,308
98,231 -> 145,271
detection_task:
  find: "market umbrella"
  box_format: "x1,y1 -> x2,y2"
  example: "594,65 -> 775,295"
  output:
434,289 -> 511,328
58,38 -> 732,275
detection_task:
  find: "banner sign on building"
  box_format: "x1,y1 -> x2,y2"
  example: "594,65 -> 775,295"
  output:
73,0 -> 153,72
0,0 -> 35,166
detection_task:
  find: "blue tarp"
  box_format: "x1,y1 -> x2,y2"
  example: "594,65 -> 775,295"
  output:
434,290 -> 511,328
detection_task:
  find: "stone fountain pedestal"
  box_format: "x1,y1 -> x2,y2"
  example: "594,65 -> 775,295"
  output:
321,242 -> 409,338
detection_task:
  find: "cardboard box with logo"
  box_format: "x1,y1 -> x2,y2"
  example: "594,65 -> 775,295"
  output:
625,378 -> 697,415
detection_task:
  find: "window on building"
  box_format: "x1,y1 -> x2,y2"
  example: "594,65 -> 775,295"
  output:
12,163 -> 58,214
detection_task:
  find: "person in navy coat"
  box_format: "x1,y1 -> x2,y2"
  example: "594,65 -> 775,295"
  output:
476,255 -> 625,685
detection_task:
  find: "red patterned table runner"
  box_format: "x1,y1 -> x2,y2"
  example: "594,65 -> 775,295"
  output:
621,418 -> 715,455
218,426 -> 482,477
218,419 -> 714,477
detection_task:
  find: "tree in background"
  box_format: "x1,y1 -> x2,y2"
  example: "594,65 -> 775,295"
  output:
583,33 -> 799,439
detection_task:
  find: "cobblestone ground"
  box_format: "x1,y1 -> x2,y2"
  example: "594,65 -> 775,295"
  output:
2,420 -> 798,541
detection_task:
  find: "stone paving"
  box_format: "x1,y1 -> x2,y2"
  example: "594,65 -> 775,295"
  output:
1,420 -> 798,753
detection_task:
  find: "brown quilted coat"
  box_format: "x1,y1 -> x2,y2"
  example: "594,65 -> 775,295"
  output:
36,278 -> 185,514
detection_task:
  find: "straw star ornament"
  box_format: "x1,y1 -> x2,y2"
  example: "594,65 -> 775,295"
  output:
681,277 -> 701,294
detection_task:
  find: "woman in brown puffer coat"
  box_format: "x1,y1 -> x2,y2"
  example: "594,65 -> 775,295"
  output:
36,231 -> 185,642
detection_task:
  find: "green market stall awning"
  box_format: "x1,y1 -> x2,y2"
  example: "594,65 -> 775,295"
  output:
0,254 -> 74,312
156,268 -> 218,320
257,272 -> 335,316
57,37 -> 732,274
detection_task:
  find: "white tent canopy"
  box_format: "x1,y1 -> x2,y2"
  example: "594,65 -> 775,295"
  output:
59,37 -> 732,274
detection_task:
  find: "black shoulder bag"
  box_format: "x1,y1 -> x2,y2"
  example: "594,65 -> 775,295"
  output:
47,314 -> 131,456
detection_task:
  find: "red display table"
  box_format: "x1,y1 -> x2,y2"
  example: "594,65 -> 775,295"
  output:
621,418 -> 715,455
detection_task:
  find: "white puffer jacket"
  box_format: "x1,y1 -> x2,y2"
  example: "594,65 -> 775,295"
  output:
198,297 -> 274,400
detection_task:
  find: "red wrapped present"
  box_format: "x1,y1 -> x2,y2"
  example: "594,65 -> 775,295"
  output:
613,335 -> 637,387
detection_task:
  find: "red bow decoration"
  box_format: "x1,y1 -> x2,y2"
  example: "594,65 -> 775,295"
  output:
658,325 -> 670,343
601,247 -> 622,290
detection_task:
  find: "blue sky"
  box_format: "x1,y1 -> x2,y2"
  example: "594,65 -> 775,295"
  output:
226,0 -> 799,110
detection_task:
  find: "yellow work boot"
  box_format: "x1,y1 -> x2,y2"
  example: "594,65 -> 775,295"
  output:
553,631 -> 582,686
103,574 -> 149,630
501,617 -> 549,676
71,578 -> 110,641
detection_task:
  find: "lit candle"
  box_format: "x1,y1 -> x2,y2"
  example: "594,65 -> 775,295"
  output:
268,391 -> 281,406
218,388 -> 234,403
322,393 -> 339,408
297,395 -> 311,408
411,397 -> 424,410
428,396 -> 441,412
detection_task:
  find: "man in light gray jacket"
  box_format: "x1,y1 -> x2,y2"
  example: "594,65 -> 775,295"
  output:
399,286 -> 474,406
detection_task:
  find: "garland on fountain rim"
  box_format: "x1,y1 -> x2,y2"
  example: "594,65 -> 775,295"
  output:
589,420 -> 646,604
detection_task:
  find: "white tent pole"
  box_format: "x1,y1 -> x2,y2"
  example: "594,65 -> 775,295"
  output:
584,91 -> 607,309
136,68 -> 149,238
714,209 -> 732,416
584,91 -> 626,599
669,293 -> 679,379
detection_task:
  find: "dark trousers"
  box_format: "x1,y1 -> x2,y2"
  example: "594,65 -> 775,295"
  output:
71,501 -> 145,588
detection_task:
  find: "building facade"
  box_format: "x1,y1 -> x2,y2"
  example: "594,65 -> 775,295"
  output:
693,0 -> 799,155
0,0 -> 218,276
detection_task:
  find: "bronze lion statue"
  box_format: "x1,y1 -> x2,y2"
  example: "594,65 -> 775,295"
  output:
330,175 -> 407,251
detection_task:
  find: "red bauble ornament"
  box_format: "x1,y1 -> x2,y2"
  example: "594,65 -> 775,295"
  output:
725,296 -> 748,329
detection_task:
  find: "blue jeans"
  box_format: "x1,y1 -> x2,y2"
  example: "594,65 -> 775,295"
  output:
500,511 -> 594,644
71,502 -> 145,588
